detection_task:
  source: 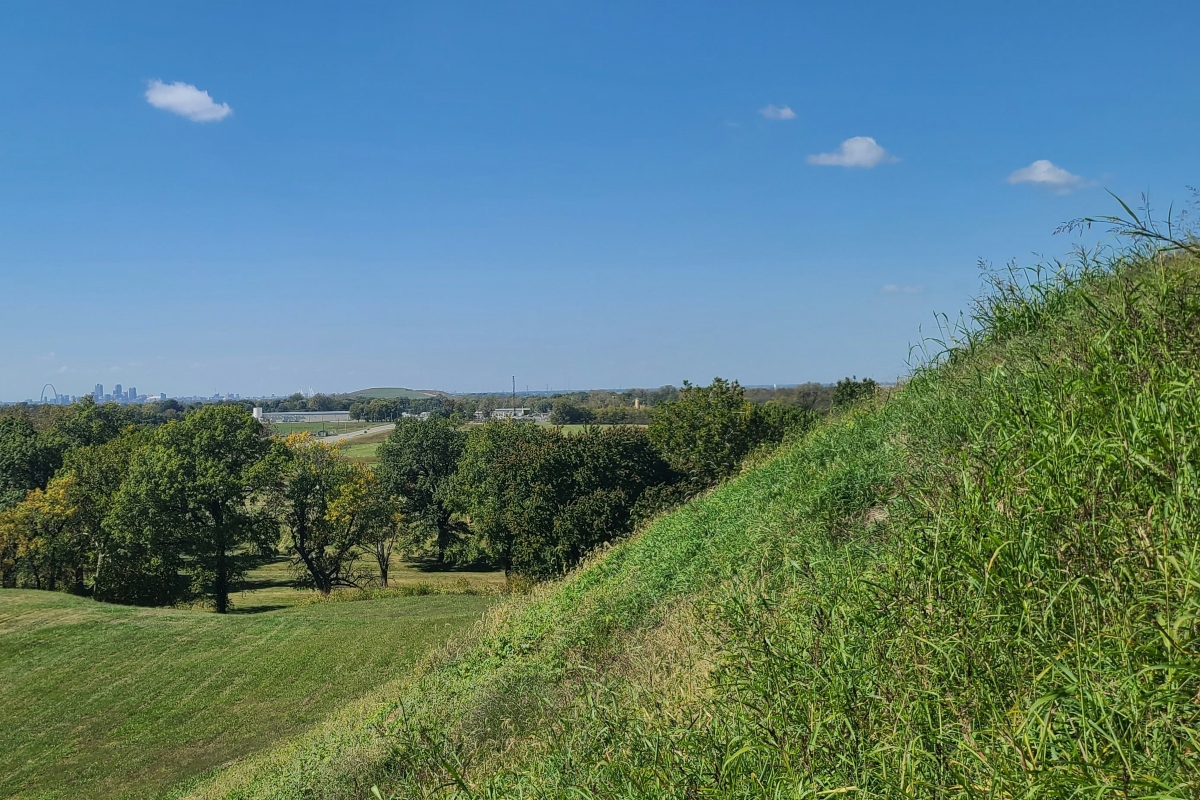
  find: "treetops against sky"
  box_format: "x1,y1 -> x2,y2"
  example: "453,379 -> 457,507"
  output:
1,1 -> 1197,400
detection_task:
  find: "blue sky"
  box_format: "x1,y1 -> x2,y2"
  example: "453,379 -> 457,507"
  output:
2,1 -> 1197,400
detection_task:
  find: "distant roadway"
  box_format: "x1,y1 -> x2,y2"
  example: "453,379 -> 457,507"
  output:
320,423 -> 395,444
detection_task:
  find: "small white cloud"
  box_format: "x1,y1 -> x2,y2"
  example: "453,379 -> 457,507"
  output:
759,104 -> 796,120
1007,159 -> 1090,193
145,80 -> 232,122
807,136 -> 897,168
880,284 -> 923,295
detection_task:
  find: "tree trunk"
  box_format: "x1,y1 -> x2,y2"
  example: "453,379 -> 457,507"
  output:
214,553 -> 228,613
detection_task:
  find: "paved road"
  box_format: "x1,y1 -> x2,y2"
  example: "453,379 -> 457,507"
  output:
318,423 -> 395,444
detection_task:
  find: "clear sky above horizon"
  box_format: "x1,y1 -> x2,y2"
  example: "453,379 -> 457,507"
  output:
2,1 -> 1198,400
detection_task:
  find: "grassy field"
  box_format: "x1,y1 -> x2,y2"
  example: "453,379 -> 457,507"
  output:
335,428 -> 393,464
183,244 -> 1200,798
0,590 -> 494,800
345,388 -> 438,400
228,554 -> 506,613
264,420 -> 379,437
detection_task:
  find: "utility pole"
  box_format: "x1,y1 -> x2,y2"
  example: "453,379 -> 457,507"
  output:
512,375 -> 516,417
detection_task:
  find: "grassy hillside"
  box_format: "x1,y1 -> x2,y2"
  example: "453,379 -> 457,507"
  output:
347,388 -> 439,400
185,243 -> 1200,798
0,591 -> 493,800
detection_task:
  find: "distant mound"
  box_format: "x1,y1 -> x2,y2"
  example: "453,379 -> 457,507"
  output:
345,387 -> 441,400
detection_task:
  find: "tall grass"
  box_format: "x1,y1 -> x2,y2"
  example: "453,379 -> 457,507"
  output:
188,236 -> 1200,799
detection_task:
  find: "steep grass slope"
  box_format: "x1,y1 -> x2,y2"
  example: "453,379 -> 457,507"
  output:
0,592 -> 492,800
191,246 -> 1200,799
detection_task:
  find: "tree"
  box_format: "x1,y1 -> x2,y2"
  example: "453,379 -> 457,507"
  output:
109,406 -> 272,612
59,430 -> 152,601
356,488 -> 404,587
550,402 -> 595,425
0,415 -> 53,510
552,425 -> 674,567
261,433 -> 375,594
832,376 -> 879,409
376,417 -> 468,564
648,378 -> 758,486
451,422 -> 566,577
751,402 -> 818,445
0,477 -> 79,592
452,422 -> 675,579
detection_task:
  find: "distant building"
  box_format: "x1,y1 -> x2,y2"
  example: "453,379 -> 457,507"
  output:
94,384 -> 103,401
128,387 -> 136,400
114,384 -> 122,400
159,393 -> 166,401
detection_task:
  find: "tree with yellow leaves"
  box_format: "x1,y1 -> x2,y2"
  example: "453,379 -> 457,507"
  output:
260,433 -> 391,594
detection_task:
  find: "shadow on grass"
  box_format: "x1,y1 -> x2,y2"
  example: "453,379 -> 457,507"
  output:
229,604 -> 290,615
405,556 -> 498,574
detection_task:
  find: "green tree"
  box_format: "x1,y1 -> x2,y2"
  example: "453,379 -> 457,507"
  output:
59,430 -> 152,601
451,422 -> 567,577
260,433 -> 376,594
751,401 -> 818,445
109,406 -> 272,611
832,376 -> 879,408
0,416 -> 53,510
648,377 -> 758,485
376,417 -> 468,564
552,425 -> 674,567
549,402 -> 595,425
452,423 -> 674,578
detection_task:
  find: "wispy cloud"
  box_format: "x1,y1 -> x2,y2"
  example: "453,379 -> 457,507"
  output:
1007,159 -> 1090,193
759,104 -> 796,120
880,284 -> 923,295
145,80 -> 232,122
807,136 -> 897,168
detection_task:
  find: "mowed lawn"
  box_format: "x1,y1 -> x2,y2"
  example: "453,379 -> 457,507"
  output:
335,428 -> 393,464
0,590 -> 493,800
264,420 -> 379,437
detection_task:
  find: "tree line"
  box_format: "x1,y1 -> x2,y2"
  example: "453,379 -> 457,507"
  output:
1,377 -> 877,608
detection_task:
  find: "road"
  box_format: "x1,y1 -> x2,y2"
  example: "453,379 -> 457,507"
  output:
318,423 -> 395,444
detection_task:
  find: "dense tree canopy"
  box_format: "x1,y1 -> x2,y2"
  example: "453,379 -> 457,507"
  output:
1,375 -> 851,601
109,406 -> 273,611
376,417 -> 467,564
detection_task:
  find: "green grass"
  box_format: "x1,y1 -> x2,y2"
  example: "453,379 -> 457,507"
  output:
346,388 -> 438,400
181,243 -> 1200,798
0,591 -> 494,800
228,554 -> 506,613
336,428 -> 394,463
264,421 -> 381,437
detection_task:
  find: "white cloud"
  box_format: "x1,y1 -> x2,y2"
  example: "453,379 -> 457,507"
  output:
807,136 -> 897,168
759,104 -> 796,120
1007,159 -> 1090,193
145,80 -> 232,122
880,284 -> 923,295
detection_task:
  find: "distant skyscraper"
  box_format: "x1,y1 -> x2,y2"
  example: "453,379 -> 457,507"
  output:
94,384 -> 103,400
128,387 -> 137,400
159,392 -> 166,401
114,384 -> 123,400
